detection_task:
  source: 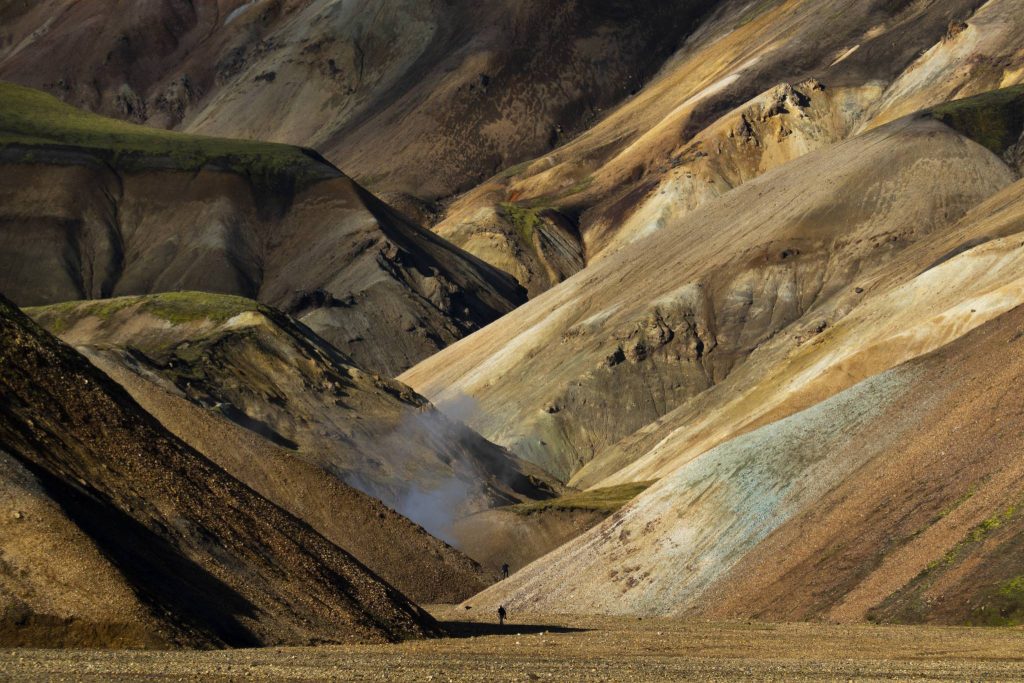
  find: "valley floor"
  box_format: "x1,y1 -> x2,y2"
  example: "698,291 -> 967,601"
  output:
3,607 -> 1024,681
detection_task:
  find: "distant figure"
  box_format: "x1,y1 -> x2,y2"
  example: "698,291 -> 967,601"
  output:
501,563 -> 510,579
498,605 -> 507,626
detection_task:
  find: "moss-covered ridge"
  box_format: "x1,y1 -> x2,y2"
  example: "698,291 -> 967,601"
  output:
0,81 -> 338,188
27,292 -> 263,334
929,85 -> 1024,157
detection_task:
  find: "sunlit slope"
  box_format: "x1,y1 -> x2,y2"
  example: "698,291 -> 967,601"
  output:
470,303 -> 1024,624
0,82 -> 524,375
587,173 -> 1024,487
435,0 -> 1024,293
401,113 -> 1016,482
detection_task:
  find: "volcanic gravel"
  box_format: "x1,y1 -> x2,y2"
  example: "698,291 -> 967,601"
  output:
3,607 -> 1024,681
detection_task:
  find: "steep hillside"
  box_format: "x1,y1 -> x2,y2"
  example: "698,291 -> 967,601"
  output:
82,355 -> 491,605
0,292 -> 433,648
434,0 -> 1024,293
470,304 -> 1024,626
402,110 -> 1017,482
0,82 -> 524,376
5,2 -> 1020,296
0,0 -> 720,202
29,293 -> 560,548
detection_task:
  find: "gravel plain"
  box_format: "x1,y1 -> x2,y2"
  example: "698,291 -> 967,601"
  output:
3,606 -> 1024,681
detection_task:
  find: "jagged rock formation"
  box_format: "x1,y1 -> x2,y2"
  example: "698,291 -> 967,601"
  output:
0,292 -> 434,648
0,82 -> 524,376
29,293 -> 560,549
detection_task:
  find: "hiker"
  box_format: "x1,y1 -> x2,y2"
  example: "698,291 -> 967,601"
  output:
498,605 -> 507,626
501,562 -> 510,579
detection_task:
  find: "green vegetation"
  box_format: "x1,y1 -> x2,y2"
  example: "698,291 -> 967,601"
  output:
499,202 -> 547,248
930,85 -> 1024,156
869,499 -> 1024,625
496,160 -> 534,180
0,81 -> 335,187
970,575 -> 1024,626
28,292 -> 262,333
509,481 -> 656,516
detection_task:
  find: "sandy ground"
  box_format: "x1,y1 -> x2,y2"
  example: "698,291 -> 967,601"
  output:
3,606 -> 1024,682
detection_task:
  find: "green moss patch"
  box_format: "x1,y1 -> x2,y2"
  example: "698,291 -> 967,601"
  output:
972,575 -> 1024,626
868,501 -> 1023,625
0,81 -> 335,188
929,85 -> 1024,156
508,481 -> 655,516
499,202 -> 546,249
28,292 -> 262,332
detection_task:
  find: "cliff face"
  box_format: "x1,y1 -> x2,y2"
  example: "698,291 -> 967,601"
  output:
0,292 -> 435,648
0,82 -> 524,376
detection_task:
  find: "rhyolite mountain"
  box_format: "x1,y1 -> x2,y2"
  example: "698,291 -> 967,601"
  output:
0,82 -> 524,376
0,0 -> 720,206
29,292 -> 560,554
5,0 -> 1024,633
0,292 -> 435,648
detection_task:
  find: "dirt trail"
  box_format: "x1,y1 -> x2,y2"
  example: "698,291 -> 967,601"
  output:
3,609 -> 1024,681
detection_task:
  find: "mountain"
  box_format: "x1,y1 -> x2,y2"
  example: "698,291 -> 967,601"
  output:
0,292 -> 433,648
0,81 -> 524,376
29,292 -> 560,552
468,302 -> 1024,625
401,93 -> 1023,483
0,0 -> 719,205
5,0 -> 1024,634
433,0 -> 1024,294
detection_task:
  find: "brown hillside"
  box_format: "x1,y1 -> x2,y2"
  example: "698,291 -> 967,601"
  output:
402,113 -> 1016,482
0,83 -> 524,376
0,0 -> 720,201
28,293 -> 561,548
0,292 -> 434,648
473,304 -> 1024,625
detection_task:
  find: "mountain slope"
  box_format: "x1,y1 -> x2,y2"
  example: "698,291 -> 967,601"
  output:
0,0 -> 721,202
469,303 -> 1024,625
82,354 -> 492,605
0,292 -> 433,648
29,293 -> 560,547
434,0 -> 1024,294
401,110 -> 1017,482
0,81 -> 524,376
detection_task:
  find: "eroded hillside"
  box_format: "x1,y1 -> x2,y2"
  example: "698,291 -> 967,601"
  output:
472,304 -> 1024,626
402,101 -> 1022,483
0,293 -> 434,648
28,293 -> 559,549
434,0 -> 1024,294
0,82 -> 524,376
0,0 -> 720,205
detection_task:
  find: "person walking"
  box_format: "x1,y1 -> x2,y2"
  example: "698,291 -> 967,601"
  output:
497,605 -> 507,626
501,562 -> 510,579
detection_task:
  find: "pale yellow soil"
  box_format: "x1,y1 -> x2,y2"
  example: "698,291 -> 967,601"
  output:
3,608 -> 1024,682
